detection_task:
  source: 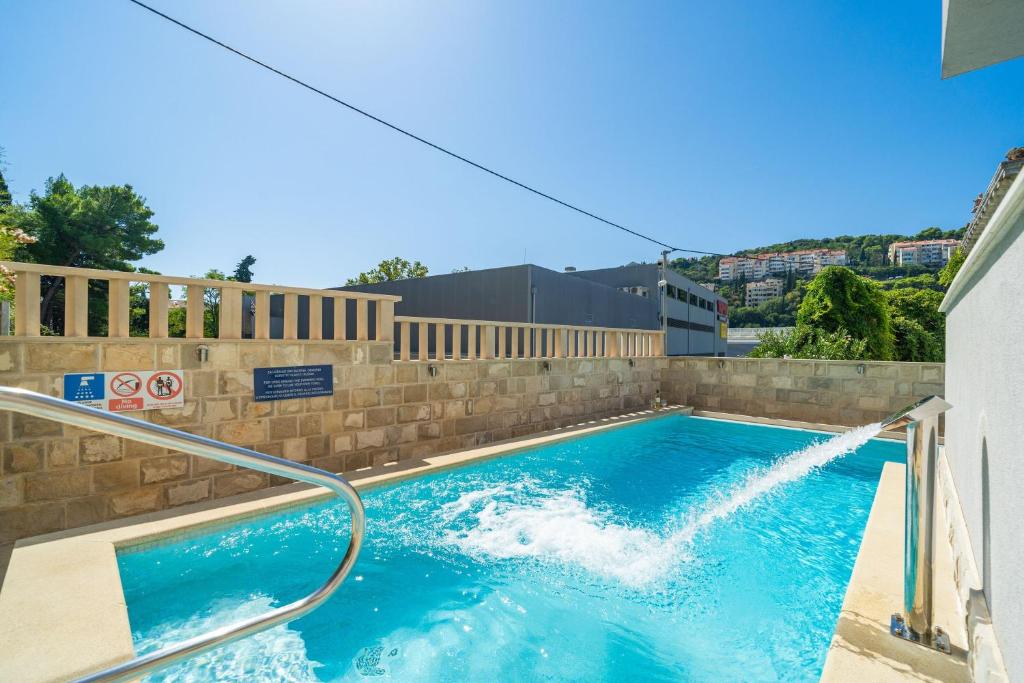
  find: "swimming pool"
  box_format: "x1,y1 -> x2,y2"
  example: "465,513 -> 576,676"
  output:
117,415 -> 903,682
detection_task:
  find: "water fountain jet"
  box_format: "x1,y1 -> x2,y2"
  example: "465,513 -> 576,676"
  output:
879,395 -> 953,654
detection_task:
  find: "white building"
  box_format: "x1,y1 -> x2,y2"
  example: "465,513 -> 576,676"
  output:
718,249 -> 846,281
886,239 -> 959,267
744,278 -> 784,307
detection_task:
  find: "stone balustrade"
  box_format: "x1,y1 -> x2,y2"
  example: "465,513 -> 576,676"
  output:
2,261 -> 401,342
2,263 -> 664,360
393,315 -> 663,361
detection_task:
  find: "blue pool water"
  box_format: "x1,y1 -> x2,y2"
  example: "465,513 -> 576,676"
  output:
117,415 -> 903,682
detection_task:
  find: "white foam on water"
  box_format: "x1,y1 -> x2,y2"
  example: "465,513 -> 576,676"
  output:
134,595 -> 322,682
441,423 -> 882,587
443,484 -> 677,587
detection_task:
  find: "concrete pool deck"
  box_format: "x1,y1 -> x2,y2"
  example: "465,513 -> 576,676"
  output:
0,406 -> 692,682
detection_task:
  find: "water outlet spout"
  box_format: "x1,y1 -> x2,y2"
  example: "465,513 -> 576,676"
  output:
879,395 -> 953,654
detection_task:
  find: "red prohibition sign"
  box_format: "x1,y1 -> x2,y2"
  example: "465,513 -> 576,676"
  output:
109,372 -> 143,397
147,372 -> 183,401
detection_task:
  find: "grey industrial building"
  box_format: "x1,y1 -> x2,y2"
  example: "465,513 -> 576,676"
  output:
336,262 -> 728,356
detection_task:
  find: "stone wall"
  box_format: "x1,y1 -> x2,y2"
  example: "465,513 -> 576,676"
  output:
0,339 -> 663,543
662,357 -> 944,427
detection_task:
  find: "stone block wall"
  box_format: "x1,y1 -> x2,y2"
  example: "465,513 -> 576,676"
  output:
0,339 -> 663,543
662,357 -> 945,426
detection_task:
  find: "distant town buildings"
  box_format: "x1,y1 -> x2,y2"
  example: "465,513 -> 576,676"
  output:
744,278 -> 784,307
718,249 -> 847,281
886,239 -> 959,267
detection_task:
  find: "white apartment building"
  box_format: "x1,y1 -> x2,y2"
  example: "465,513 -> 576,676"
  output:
718,249 -> 847,281
886,239 -> 959,267
744,278 -> 784,306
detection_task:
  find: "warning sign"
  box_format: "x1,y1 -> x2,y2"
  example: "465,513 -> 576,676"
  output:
110,372 -> 143,397
63,370 -> 185,413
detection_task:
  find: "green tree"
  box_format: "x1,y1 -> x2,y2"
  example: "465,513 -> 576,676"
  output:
885,288 -> 945,361
938,248 -> 965,288
233,255 -> 256,283
346,257 -> 428,285
14,175 -> 163,329
913,226 -> 944,240
0,169 -> 11,208
202,269 -> 227,338
890,315 -> 942,362
885,288 -> 944,334
797,266 -> 894,360
128,267 -> 163,337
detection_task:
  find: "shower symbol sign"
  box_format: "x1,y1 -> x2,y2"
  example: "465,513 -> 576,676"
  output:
63,370 -> 185,413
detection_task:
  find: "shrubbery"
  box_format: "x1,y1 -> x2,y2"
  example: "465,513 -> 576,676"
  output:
753,266 -> 946,362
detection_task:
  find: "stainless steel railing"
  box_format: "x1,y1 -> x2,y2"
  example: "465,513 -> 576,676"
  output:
0,387 -> 366,683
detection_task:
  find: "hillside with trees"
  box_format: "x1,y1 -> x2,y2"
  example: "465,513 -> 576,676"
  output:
672,227 -> 965,336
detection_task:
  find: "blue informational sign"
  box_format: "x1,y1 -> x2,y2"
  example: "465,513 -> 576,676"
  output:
63,373 -> 105,406
253,364 -> 334,403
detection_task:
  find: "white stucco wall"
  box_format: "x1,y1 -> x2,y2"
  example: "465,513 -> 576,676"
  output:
942,173 -> 1024,680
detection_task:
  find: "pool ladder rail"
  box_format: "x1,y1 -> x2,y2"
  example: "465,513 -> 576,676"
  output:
0,386 -> 366,683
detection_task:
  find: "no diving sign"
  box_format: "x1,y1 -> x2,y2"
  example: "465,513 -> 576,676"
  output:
63,370 -> 185,413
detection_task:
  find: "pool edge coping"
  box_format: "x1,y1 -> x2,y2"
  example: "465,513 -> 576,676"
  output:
0,407 -> 899,682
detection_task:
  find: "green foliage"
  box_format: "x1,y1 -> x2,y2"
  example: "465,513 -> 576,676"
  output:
128,267 -> 162,337
797,266 -> 894,360
11,174 -> 162,330
876,273 -> 942,292
168,306 -> 186,338
749,326 -> 867,360
884,288 -> 944,333
890,315 -> 942,362
233,255 -> 256,283
17,175 -> 162,269
201,269 -> 227,338
884,287 -> 945,361
346,257 -> 428,285
668,255 -> 718,283
729,300 -> 794,328
0,169 -> 11,208
938,248 -> 965,288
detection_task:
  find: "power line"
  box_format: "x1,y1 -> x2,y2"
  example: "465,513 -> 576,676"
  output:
125,0 -> 726,255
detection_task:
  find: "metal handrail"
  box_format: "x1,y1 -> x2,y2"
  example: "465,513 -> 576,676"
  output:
0,387 -> 366,683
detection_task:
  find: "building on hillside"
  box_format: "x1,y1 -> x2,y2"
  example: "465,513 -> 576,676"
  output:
333,263 -> 728,356
718,249 -> 847,281
886,239 -> 959,267
744,278 -> 784,307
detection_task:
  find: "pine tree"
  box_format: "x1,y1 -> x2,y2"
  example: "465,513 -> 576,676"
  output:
0,169 -> 11,208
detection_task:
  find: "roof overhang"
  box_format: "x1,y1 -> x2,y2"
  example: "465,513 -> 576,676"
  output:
942,0 -> 1024,77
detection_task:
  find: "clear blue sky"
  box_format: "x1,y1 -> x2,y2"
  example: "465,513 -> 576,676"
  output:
1,1 -> 1021,287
